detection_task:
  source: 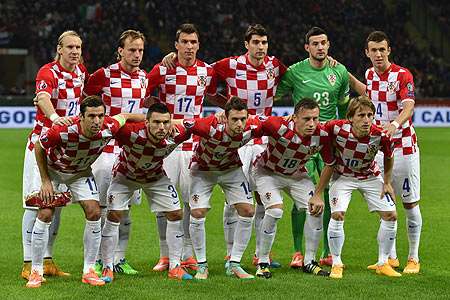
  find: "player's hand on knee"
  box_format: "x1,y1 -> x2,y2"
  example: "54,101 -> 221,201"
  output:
382,183 -> 396,204
162,52 -> 177,70
40,181 -> 54,204
53,116 -> 74,126
308,195 -> 324,216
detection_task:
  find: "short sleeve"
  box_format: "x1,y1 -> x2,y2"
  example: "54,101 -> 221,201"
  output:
35,68 -> 56,97
39,126 -> 62,149
399,71 -> 415,103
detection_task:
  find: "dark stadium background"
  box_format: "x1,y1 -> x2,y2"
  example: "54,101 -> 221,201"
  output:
1,0 -> 449,106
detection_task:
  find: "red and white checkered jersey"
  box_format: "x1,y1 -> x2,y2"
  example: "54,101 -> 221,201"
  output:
39,115 -> 124,174
181,115 -> 264,171
29,61 -> 89,151
113,123 -> 191,183
324,120 -> 393,180
147,59 -> 217,151
365,63 -> 417,155
213,54 -> 287,145
83,62 -> 149,153
254,116 -> 334,175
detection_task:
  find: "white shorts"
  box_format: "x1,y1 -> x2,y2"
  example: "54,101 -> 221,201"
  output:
48,167 -> 100,203
22,143 -> 69,208
189,167 -> 253,210
91,151 -> 141,207
252,164 -> 315,210
163,150 -> 193,204
238,144 -> 267,187
376,150 -> 420,203
329,174 -> 396,213
107,173 -> 181,213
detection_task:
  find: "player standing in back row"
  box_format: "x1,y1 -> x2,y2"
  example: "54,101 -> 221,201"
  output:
348,31 -> 421,274
84,29 -> 149,276
275,26 -> 350,267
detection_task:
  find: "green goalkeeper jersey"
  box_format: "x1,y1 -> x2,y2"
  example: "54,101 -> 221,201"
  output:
276,58 -> 350,121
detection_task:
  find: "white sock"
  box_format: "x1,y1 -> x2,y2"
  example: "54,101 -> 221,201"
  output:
31,218 -> 51,275
230,215 -> 253,262
182,204 -> 194,260
114,209 -> 131,264
405,205 -> 422,261
328,218 -> 345,266
223,202 -> 237,256
190,216 -> 207,263
101,219 -> 120,270
83,219 -> 102,274
253,203 -> 265,258
377,219 -> 397,267
97,207 -> 107,261
45,207 -> 61,258
389,239 -> 397,260
22,209 -> 38,261
258,208 -> 283,264
304,213 -> 323,264
167,219 -> 183,270
156,212 -> 169,257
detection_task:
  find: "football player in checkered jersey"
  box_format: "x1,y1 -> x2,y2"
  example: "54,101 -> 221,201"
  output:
275,26 -> 350,269
100,103 -> 194,282
162,23 -> 286,269
21,30 -> 89,281
348,31 -> 421,274
26,96 -> 145,288
83,30 -> 149,276
251,98 -> 333,279
175,97 -> 265,280
146,24 -> 225,272
310,96 -> 399,279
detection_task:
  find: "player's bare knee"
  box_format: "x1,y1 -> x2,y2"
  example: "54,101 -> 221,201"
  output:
331,211 -> 345,221
403,201 -> 419,209
107,210 -> 123,223
379,210 -> 397,221
236,203 -> 254,217
165,209 -> 183,221
190,208 -> 206,219
267,203 -> 283,211
38,208 -> 55,222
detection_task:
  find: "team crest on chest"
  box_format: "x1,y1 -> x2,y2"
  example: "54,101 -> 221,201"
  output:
308,145 -> 321,155
266,67 -> 275,80
368,144 -> 379,154
166,143 -> 177,153
387,82 -> 396,93
328,74 -> 336,86
197,75 -> 207,87
140,77 -> 146,88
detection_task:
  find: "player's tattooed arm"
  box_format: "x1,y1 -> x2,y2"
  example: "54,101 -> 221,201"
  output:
348,72 -> 366,96
35,93 -> 73,126
162,52 -> 178,70
35,142 -> 54,204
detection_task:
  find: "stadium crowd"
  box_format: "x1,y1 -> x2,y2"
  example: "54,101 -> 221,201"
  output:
0,0 -> 449,98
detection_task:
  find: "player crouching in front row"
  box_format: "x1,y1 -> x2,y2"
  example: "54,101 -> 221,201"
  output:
26,96 -> 145,288
310,96 -> 400,279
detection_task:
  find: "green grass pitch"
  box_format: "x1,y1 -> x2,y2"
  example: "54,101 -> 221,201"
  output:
1,128 -> 449,299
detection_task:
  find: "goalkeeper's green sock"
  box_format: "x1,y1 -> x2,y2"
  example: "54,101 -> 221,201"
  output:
291,203 -> 306,253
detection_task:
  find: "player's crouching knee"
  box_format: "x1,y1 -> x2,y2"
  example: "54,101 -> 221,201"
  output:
166,209 -> 183,221
380,211 -> 397,221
